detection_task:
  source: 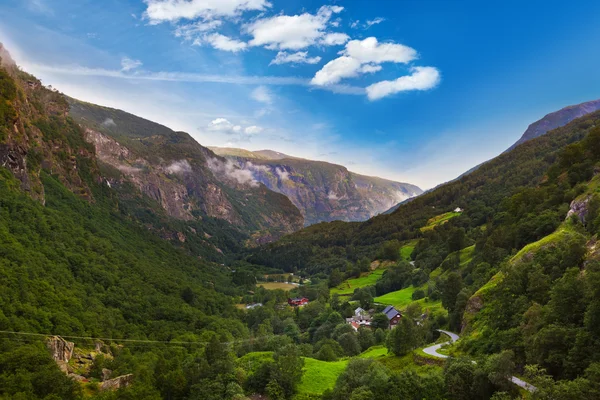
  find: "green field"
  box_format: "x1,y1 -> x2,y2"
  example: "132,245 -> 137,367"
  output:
420,211 -> 462,232
358,346 -> 388,359
296,358 -> 349,396
257,282 -> 297,290
374,286 -> 418,308
400,239 -> 419,260
330,268 -> 386,296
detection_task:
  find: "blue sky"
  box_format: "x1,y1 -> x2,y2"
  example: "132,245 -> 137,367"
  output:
1,0 -> 600,189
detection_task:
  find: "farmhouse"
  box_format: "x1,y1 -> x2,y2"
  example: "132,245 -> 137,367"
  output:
383,305 -> 402,328
346,307 -> 373,331
454,207 -> 463,213
288,297 -> 309,307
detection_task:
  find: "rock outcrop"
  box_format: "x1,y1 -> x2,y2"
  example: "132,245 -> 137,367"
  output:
100,374 -> 134,391
46,336 -> 74,373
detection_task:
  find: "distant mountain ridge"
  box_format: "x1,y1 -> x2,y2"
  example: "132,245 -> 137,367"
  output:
210,146 -> 422,225
508,98 -> 600,151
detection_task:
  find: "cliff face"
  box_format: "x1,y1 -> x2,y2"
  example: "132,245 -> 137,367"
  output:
0,46 -> 302,251
69,100 -> 304,242
210,147 -> 422,226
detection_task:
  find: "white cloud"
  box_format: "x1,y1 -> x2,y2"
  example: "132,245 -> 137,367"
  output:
366,66 -> 441,101
121,57 -> 143,71
207,157 -> 258,186
165,159 -> 193,174
275,167 -> 289,181
204,33 -> 247,52
246,5 -> 344,50
365,18 -> 385,28
311,37 -> 419,86
320,32 -> 350,46
311,56 -> 362,86
251,85 -> 273,104
144,0 -> 271,24
208,118 -> 242,134
244,125 -> 263,134
174,20 -> 222,40
270,51 -> 321,65
101,118 -> 116,127
343,37 -> 417,64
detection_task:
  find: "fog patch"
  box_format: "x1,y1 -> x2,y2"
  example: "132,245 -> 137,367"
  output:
166,160 -> 192,175
207,157 -> 258,187
101,118 -> 116,127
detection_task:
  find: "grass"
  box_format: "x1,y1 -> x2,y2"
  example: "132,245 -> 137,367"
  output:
400,239 -> 419,261
296,357 -> 348,396
358,346 -> 388,359
330,268 -> 386,296
257,282 -> 297,290
420,211 -> 462,232
374,286 -> 417,308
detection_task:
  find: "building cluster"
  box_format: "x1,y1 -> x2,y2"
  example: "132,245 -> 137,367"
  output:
346,305 -> 402,331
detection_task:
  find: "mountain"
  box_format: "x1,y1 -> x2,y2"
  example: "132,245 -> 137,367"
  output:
209,146 -> 423,225
507,98 -> 600,151
67,99 -> 304,246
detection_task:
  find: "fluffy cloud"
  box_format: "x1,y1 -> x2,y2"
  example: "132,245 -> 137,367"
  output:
204,33 -> 247,52
311,37 -> 418,86
244,125 -> 263,134
207,118 -> 263,136
101,118 -> 116,127
270,51 -> 321,65
366,66 -> 441,100
121,57 -> 142,71
208,118 -> 242,134
320,32 -> 350,46
311,56 -> 362,86
144,0 -> 271,24
251,85 -> 273,104
343,37 -> 417,64
246,5 -> 344,50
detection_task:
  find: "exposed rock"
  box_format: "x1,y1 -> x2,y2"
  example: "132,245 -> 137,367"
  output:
69,374 -> 88,382
46,336 -> 74,374
566,196 -> 590,223
100,374 -> 134,391
102,368 -> 112,382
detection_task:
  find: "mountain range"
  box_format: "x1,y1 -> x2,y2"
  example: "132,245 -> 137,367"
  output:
210,147 -> 422,226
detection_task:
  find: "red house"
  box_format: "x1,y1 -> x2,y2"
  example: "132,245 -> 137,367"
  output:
288,297 -> 309,306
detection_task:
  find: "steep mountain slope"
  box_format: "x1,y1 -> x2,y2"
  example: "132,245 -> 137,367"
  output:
68,99 -> 303,245
249,109 -> 599,273
507,98 -> 600,151
209,146 -> 422,225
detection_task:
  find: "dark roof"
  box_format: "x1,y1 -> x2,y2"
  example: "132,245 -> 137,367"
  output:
383,306 -> 400,320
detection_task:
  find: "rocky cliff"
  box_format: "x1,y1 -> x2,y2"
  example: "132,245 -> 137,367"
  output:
68,99 -> 304,243
209,147 -> 422,225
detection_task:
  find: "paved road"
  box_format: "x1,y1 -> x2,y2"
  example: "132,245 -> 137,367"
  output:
422,330 -> 536,393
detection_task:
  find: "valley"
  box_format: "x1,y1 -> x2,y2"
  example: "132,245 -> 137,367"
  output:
2,8 -> 600,399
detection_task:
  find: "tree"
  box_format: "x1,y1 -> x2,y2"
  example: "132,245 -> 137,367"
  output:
338,332 -> 361,356
371,313 -> 389,331
444,357 -> 475,400
441,272 -> 463,312
387,318 -> 420,356
271,345 -> 305,399
357,328 -> 375,351
329,268 -> 344,288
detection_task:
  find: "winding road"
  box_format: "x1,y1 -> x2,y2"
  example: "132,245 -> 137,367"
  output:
422,330 -> 536,393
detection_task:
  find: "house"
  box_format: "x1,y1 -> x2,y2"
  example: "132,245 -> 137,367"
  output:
354,307 -> 366,316
382,305 -> 402,328
288,297 -> 309,307
454,207 -> 463,213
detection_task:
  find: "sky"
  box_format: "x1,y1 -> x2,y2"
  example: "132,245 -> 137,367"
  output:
1,0 -> 600,189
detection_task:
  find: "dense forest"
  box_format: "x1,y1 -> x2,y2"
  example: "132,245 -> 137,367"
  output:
2,48 -> 600,400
